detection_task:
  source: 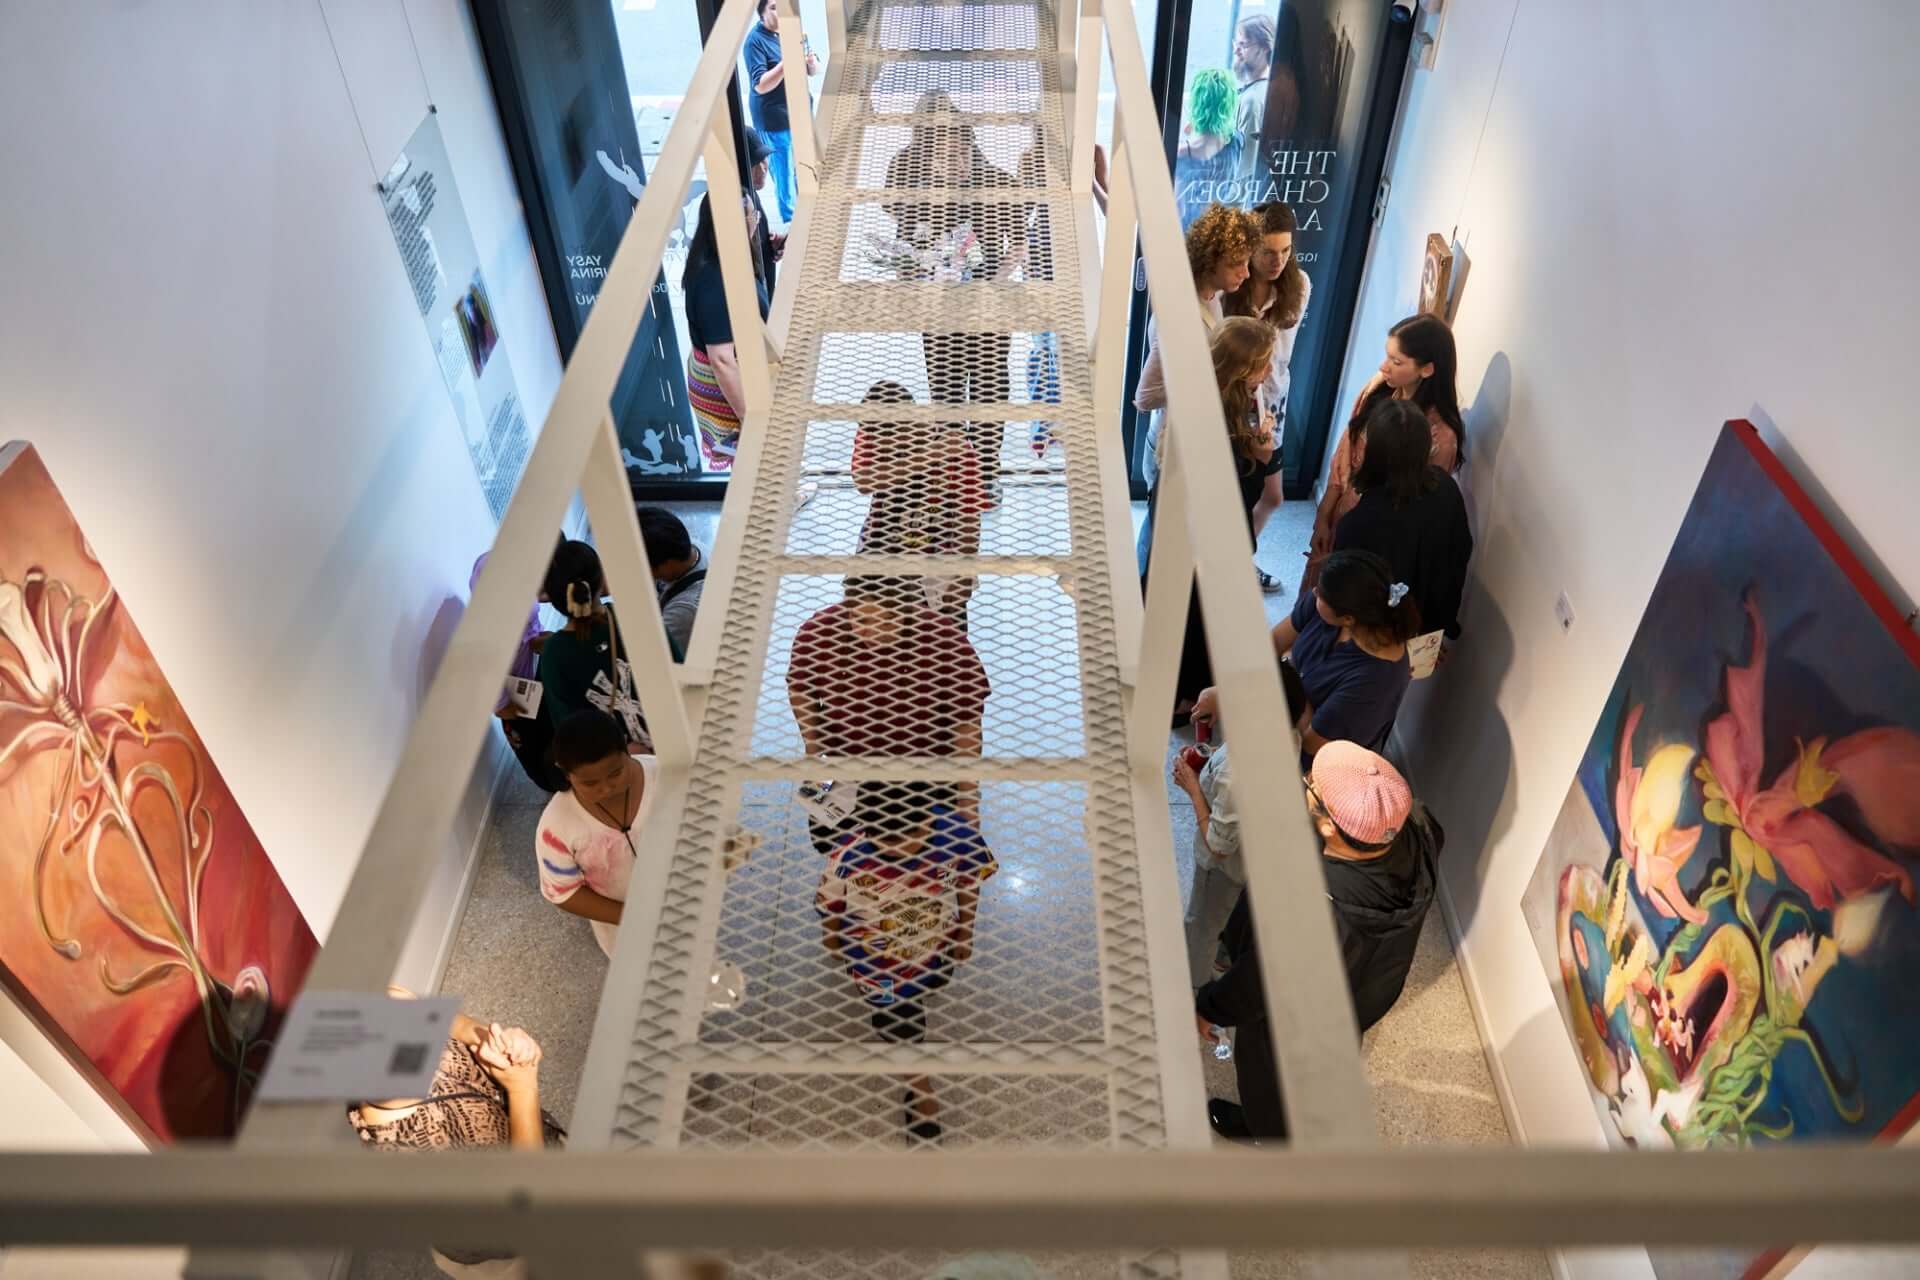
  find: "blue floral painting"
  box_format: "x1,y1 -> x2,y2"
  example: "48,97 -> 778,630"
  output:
1523,421 -> 1920,1279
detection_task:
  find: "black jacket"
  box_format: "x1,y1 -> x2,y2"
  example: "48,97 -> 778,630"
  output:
1194,804 -> 1443,1138
1334,471 -> 1474,638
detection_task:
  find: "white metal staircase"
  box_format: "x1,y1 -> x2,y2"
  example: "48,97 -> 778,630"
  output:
3,4 -> 1913,1278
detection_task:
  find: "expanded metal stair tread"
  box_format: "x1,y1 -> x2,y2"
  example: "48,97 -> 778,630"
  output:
598,8 -> 1180,1224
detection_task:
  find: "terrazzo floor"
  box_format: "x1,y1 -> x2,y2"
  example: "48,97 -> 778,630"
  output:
349,497 -> 1548,1280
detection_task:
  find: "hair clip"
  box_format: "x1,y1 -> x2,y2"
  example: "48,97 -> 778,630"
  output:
1388,582 -> 1410,607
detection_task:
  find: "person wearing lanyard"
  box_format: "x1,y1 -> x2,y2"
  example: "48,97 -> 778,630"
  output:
533,709 -> 659,958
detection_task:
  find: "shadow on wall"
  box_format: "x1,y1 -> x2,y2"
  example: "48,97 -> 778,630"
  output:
1749,403 -> 1917,621
1396,352 -> 1517,934
415,592 -> 466,706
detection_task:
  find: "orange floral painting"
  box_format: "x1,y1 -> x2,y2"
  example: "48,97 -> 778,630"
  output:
0,442 -> 317,1142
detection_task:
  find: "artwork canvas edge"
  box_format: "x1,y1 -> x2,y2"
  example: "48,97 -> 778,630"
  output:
0,972 -> 159,1149
1723,419 -> 1920,666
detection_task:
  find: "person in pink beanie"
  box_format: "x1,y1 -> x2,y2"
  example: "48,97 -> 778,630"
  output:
1195,741 -> 1442,1141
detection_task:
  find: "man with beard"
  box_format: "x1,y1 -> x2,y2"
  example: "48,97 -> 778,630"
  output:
1232,14 -> 1276,180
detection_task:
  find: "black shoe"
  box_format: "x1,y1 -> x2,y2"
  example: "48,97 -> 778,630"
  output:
1255,565 -> 1285,594
1207,1099 -> 1255,1142
905,1089 -> 942,1143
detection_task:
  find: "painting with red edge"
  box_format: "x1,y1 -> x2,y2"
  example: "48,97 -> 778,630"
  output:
0,442 -> 317,1142
1520,421 -> 1920,1279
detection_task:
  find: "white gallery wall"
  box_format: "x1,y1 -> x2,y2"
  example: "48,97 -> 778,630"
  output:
1329,3 -> 1920,1277
0,0 -> 562,1196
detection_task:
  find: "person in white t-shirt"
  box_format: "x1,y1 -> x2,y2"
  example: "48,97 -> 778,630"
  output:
534,709 -> 659,958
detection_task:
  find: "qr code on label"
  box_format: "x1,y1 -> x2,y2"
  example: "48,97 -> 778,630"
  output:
388,1042 -> 430,1076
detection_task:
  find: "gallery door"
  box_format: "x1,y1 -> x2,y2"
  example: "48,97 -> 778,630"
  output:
472,0 -> 832,500
1120,0 -> 1416,499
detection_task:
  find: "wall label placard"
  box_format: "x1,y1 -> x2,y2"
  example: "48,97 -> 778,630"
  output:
380,113 -> 532,522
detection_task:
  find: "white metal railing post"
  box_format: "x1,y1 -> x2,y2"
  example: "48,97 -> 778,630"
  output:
1070,0 -> 1102,196
1090,129 -> 1140,681
1099,22 -> 1404,1278
1126,428 -> 1194,760
211,0 -> 759,1145
821,0 -> 852,150
776,0 -> 823,193
704,115 -> 778,397
581,416 -> 696,768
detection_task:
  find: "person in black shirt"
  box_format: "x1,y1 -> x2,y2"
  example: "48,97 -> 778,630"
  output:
682,195 -> 769,470
1196,742 -> 1441,1141
743,0 -> 817,223
744,127 -> 780,298
1334,398 -> 1474,639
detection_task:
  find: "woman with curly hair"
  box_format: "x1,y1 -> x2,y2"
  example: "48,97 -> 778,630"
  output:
1222,201 -> 1312,589
1176,67 -> 1242,226
1132,203 -> 1257,568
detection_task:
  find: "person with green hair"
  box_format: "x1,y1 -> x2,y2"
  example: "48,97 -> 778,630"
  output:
1177,66 -> 1244,226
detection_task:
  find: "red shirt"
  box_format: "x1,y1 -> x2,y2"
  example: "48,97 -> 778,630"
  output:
787,602 -> 990,757
851,425 -> 991,557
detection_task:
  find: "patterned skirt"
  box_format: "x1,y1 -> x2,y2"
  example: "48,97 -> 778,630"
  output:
686,347 -> 739,471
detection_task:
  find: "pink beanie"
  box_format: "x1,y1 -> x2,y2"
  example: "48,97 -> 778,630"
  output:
1311,742 -> 1412,845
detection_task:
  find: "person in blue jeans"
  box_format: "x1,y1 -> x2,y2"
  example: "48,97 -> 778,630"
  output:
744,0 -> 818,223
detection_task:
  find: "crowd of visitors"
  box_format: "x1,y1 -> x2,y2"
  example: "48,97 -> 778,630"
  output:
383,133 -> 1479,1250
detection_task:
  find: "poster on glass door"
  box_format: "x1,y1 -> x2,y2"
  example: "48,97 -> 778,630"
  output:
380,112 -> 534,521
1172,2 -> 1359,258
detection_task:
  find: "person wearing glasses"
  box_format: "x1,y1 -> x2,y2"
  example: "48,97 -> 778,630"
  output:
1231,14 -> 1276,180
1195,741 -> 1442,1141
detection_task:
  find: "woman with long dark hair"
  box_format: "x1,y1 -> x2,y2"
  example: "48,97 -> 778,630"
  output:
1307,313 -> 1466,584
1222,201 -> 1312,587
1270,548 -> 1419,761
1335,399 -> 1475,639
885,91 -> 1028,504
683,193 -> 770,470
535,540 -> 668,754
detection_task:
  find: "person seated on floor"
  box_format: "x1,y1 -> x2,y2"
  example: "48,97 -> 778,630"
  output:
636,506 -> 708,659
1196,741 -> 1441,1142
534,709 -> 659,959
350,988 -> 563,1278
538,538 -> 677,754
475,534 -> 568,793
816,779 -> 995,1144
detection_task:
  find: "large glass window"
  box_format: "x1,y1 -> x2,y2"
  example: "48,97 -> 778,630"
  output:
1141,0 -> 1408,497
602,1 -> 829,484
472,0 -> 832,492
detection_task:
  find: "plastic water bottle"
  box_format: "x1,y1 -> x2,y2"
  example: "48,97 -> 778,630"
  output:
706,962 -> 747,1012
